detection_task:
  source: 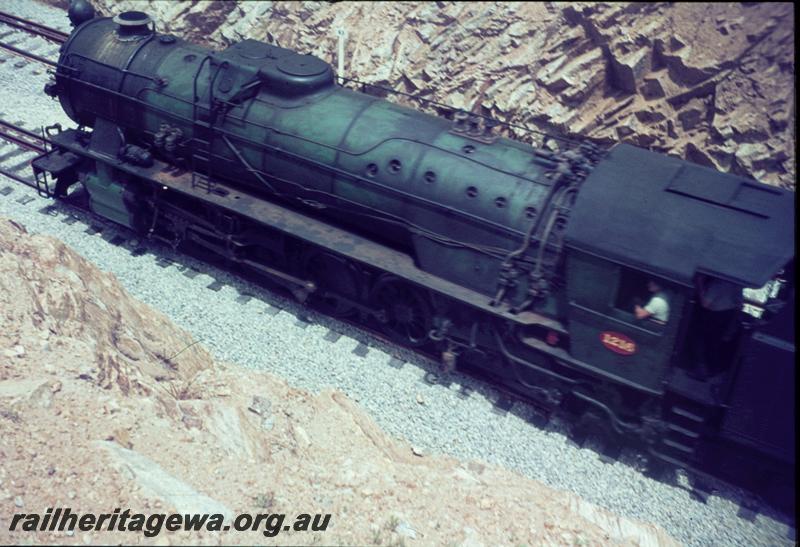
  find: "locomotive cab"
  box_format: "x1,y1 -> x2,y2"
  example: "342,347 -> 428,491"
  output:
564,144 -> 794,397
564,250 -> 685,393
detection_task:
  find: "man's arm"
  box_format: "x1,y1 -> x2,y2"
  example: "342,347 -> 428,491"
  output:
634,304 -> 652,320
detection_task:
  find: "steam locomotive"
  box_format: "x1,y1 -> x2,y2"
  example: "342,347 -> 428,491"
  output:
32,3 -> 794,512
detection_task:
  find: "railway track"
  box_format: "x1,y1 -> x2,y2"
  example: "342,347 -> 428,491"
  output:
0,118 -> 48,189
0,118 -> 47,153
0,12 -> 66,186
0,11 -> 68,44
0,10 -> 64,67
0,39 -> 57,67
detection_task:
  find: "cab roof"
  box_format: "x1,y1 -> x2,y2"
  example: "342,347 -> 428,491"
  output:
565,144 -> 795,287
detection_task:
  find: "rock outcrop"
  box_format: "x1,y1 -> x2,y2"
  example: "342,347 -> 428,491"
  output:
66,0 -> 795,189
0,217 -> 679,545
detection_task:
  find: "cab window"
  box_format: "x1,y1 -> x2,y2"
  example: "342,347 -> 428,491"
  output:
611,268 -> 671,331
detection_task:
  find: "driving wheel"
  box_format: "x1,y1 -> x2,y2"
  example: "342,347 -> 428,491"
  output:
369,275 -> 433,347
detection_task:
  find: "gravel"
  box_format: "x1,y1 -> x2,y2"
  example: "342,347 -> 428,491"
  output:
0,1 -> 795,545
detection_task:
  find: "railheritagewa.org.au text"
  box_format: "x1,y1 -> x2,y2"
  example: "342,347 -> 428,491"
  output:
8,507 -> 331,538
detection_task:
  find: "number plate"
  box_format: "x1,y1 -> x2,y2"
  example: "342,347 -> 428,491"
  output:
600,331 -> 637,355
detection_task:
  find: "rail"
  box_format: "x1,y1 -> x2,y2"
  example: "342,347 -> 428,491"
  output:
0,11 -> 69,44
0,118 -> 49,189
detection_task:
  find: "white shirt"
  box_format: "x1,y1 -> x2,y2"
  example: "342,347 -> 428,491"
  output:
644,292 -> 669,323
